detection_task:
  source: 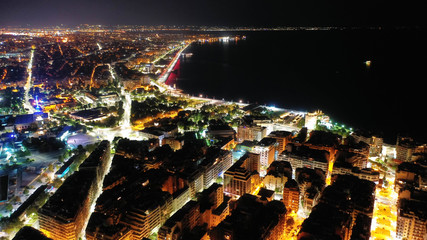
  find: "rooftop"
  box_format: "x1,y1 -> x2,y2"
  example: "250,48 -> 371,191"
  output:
39,170 -> 96,222
256,137 -> 277,147
70,108 -> 106,120
285,144 -> 329,163
14,112 -> 48,125
13,226 -> 52,240
86,212 -> 131,239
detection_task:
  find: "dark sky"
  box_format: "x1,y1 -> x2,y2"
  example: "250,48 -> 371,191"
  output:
0,0 -> 425,27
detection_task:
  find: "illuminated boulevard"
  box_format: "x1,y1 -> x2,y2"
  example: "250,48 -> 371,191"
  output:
23,48 -> 35,113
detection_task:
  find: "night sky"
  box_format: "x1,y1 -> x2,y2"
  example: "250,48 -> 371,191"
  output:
0,0 -> 425,27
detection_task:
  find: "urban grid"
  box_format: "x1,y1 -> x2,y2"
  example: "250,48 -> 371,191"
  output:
0,25 -> 425,240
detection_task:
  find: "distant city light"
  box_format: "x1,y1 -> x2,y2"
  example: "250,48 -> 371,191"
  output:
0,27 -> 418,240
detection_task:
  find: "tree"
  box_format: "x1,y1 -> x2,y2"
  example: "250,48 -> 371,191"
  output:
52,178 -> 63,188
63,151 -> 70,159
5,203 -> 13,212
48,164 -> 54,172
77,144 -> 84,152
216,177 -> 223,184
3,218 -> 24,234
16,149 -> 31,158
26,204 -> 38,216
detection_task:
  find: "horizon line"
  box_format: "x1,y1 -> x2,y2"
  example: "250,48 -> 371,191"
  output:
1,25 -> 425,31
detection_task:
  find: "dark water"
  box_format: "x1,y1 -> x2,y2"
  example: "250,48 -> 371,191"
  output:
176,30 -> 426,143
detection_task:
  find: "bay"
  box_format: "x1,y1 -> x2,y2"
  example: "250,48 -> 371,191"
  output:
176,30 -> 426,143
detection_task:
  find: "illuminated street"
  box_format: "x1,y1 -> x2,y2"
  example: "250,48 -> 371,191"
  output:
370,178 -> 398,240
281,210 -> 305,240
157,42 -> 193,84
23,48 -> 35,113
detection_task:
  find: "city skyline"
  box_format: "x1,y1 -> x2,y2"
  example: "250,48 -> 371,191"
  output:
0,0 -> 426,27
1,2 -> 426,240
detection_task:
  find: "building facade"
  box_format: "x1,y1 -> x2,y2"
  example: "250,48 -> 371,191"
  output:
252,138 -> 277,176
283,179 -> 300,213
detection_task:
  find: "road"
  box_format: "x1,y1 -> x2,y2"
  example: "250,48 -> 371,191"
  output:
157,42 -> 192,84
86,64 -> 143,142
23,49 -> 35,113
369,146 -> 398,240
281,211 -> 304,240
370,180 -> 398,240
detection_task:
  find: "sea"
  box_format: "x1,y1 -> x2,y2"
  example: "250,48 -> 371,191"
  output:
174,29 -> 427,144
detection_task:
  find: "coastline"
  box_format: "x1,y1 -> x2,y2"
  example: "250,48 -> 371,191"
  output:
163,31 -> 427,144
157,40 -> 309,121
157,42 -> 193,84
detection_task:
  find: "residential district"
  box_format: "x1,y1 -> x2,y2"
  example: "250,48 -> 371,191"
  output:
0,26 -> 426,240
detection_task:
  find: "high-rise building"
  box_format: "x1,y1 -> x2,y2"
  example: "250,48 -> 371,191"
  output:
396,199 -> 427,240
369,136 -> 383,156
224,159 -> 260,198
210,194 -> 286,240
263,173 -> 287,197
200,149 -> 232,189
161,175 -> 186,196
122,190 -> 173,240
158,184 -> 230,240
182,168 -> 204,199
237,125 -> 267,142
39,141 -> 111,240
197,183 -> 230,230
268,130 -> 293,154
200,183 -> 224,210
334,150 -> 368,170
252,138 -> 277,176
171,186 -> 191,215
298,175 -> 375,240
351,132 -> 383,157
394,160 -> 427,240
263,161 -> 292,199
298,202 -> 352,240
396,137 -> 416,162
240,152 -> 260,173
280,143 -> 330,178
394,161 -> 425,192
157,200 -> 201,240
38,171 -> 97,240
79,140 -> 112,184
283,179 -> 299,213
